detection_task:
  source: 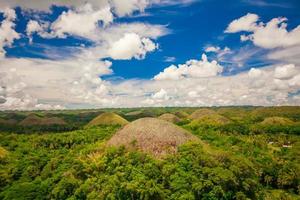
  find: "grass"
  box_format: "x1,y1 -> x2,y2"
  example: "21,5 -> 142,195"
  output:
158,113 -> 181,123
86,112 -> 129,127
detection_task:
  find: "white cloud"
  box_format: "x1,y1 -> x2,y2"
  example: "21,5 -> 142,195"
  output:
110,0 -> 148,16
188,90 -> 200,98
0,57 -> 115,110
164,56 -> 176,62
289,74 -> 300,87
107,32 -> 157,60
1,3 -> 300,109
113,64 -> 300,107
274,64 -> 297,79
97,22 -> 169,42
226,13 -> 300,49
154,54 -> 223,80
0,8 -> 20,57
205,46 -> 220,53
152,88 -> 169,100
50,4 -> 113,39
225,13 -> 259,33
26,20 -> 43,36
0,0 -> 195,16
267,45 -> 300,65
26,20 -> 49,42
248,68 -> 263,79
0,0 -> 144,16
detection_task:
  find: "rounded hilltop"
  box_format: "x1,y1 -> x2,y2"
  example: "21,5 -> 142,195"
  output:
174,111 -> 189,119
19,114 -> 66,126
260,116 -> 294,125
189,108 -> 231,126
86,112 -> 128,127
189,108 -> 217,120
107,117 -> 199,157
158,113 -> 181,123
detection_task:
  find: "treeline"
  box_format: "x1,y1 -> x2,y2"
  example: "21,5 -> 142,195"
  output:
185,122 -> 300,135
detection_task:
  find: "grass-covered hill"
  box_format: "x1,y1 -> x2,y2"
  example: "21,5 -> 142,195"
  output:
19,114 -> 67,126
86,112 -> 129,127
123,109 -> 157,121
0,106 -> 299,199
189,108 -> 217,120
158,113 -> 181,123
260,116 -> 295,125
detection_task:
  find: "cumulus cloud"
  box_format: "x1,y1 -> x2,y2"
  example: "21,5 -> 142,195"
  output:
226,13 -> 300,49
0,0 -> 195,16
0,7 -> 20,57
0,0 -> 144,16
50,4 -> 113,39
225,13 -> 259,33
110,0 -> 148,16
274,64 -> 297,79
154,54 -> 223,80
0,57 -> 114,110
0,1 -> 170,110
112,64 -> 300,107
107,33 -> 157,60
267,45 -> 300,65
248,68 -> 263,79
152,88 -> 169,100
1,2 -> 300,109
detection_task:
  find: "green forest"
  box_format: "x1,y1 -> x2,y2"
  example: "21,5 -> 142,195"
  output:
0,106 -> 299,200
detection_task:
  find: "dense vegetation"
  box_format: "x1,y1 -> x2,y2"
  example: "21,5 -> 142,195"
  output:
0,107 -> 299,199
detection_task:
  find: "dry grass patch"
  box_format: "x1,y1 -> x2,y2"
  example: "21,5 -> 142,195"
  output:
158,113 -> 181,123
107,117 -> 199,157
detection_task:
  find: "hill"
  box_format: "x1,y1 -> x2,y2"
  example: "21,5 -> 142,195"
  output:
158,113 -> 180,123
190,113 -> 231,126
107,117 -> 199,157
19,114 -> 66,126
0,119 -> 17,125
174,111 -> 189,119
260,116 -> 294,125
86,112 -> 128,127
123,109 -> 156,121
189,108 -> 217,120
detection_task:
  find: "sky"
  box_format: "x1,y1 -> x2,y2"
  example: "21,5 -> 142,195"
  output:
0,0 -> 300,110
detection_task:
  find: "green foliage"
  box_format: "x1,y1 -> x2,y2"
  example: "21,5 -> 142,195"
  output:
0,107 -> 299,199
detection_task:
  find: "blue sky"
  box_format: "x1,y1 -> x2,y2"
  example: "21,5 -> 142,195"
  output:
0,0 -> 300,109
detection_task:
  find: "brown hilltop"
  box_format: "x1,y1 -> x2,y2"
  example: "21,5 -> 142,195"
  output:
158,113 -> 181,123
189,108 -> 217,120
107,118 -> 199,157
